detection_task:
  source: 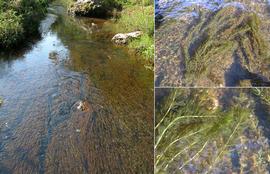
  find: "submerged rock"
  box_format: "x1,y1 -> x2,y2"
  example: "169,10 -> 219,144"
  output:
75,100 -> 91,112
68,0 -> 120,18
49,51 -> 58,60
112,31 -> 143,44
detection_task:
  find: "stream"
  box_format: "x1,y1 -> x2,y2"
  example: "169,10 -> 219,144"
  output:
0,3 -> 153,174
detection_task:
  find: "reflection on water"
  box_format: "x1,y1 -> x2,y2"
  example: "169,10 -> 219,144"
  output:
0,3 -> 153,174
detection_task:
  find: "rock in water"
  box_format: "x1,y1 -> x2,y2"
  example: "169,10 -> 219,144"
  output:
112,31 -> 143,44
49,51 -> 58,60
68,0 -> 120,18
75,100 -> 91,112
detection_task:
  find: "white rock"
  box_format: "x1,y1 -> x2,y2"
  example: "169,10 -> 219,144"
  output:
112,31 -> 143,44
77,101 -> 84,110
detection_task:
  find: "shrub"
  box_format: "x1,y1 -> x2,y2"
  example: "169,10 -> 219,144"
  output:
0,0 -> 50,49
0,10 -> 24,48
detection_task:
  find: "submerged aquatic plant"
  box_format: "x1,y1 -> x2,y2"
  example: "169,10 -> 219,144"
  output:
183,6 -> 270,85
155,89 -> 268,173
155,2 -> 270,86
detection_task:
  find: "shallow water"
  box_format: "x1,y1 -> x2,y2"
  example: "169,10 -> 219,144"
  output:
0,3 -> 153,174
156,0 -> 269,22
155,88 -> 270,173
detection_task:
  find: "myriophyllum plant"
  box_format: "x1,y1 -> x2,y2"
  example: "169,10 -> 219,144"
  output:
155,89 -> 257,173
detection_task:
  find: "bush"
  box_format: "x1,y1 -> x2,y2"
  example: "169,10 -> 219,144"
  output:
0,10 -> 24,48
0,0 -> 50,49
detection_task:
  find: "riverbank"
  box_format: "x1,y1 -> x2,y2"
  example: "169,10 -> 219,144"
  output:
115,1 -> 154,63
0,0 -> 51,49
60,0 -> 154,64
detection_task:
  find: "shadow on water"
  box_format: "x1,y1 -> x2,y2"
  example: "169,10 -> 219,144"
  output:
0,2 -> 153,174
252,93 -> 270,171
252,95 -> 270,140
225,52 -> 270,87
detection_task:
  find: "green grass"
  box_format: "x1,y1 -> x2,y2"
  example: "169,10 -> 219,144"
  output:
0,0 -> 50,49
115,2 -> 154,63
128,34 -> 154,61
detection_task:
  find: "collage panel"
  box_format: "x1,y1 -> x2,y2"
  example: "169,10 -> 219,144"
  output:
155,0 -> 270,87
155,88 -> 270,173
0,0 -> 154,173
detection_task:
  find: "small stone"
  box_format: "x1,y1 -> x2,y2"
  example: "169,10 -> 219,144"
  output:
112,31 -> 143,44
91,23 -> 98,29
76,100 -> 90,111
77,101 -> 84,110
49,51 -> 58,60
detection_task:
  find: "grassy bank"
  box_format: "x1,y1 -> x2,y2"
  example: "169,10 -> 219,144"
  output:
0,0 -> 50,49
115,0 -> 154,63
61,0 -> 154,63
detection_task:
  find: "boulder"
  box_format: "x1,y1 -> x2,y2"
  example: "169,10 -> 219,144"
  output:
68,0 -> 120,18
112,31 -> 143,44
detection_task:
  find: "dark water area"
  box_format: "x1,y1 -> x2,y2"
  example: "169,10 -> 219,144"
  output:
0,3 -> 153,174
